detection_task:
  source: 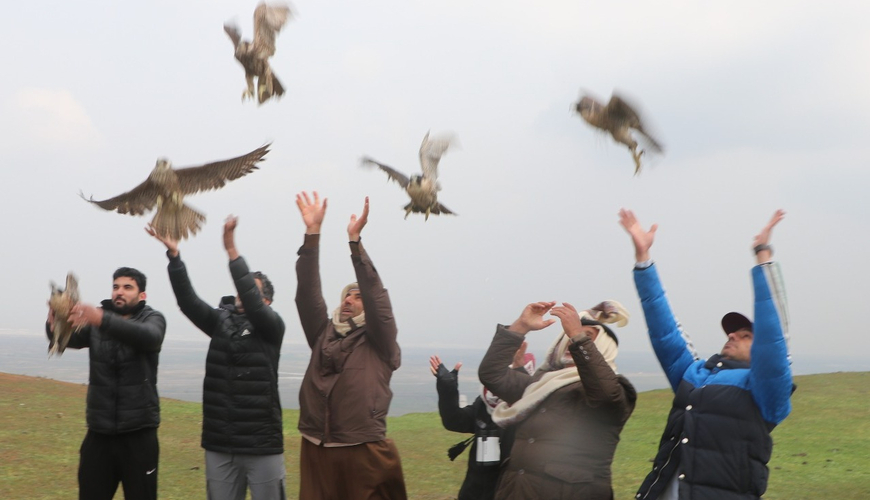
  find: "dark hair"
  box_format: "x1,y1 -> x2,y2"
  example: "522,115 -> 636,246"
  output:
113,267 -> 147,292
253,271 -> 274,302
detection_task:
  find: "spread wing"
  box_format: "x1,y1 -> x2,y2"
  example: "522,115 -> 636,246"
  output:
606,94 -> 663,153
361,157 -> 410,188
65,272 -> 80,304
224,22 -> 241,48
419,131 -> 454,180
175,144 -> 270,195
252,2 -> 292,58
80,179 -> 159,215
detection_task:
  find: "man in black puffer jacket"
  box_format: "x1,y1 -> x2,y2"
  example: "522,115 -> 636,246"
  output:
149,216 -> 286,500
46,266 -> 166,500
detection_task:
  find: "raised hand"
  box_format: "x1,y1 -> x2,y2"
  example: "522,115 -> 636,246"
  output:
551,302 -> 597,340
753,209 -> 785,263
296,191 -> 327,234
429,355 -> 461,377
348,196 -> 369,242
145,224 -> 179,257
508,301 -> 557,335
619,208 -> 657,262
512,341 -> 528,369
223,215 -> 240,261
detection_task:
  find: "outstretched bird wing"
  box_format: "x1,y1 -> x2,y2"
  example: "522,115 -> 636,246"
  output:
81,180 -> 159,215
252,2 -> 291,58
606,94 -> 663,153
224,22 -> 242,48
419,131 -> 454,181
175,144 -> 271,195
361,157 -> 410,188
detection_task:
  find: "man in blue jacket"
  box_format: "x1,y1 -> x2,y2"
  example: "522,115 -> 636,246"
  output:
618,209 -> 792,500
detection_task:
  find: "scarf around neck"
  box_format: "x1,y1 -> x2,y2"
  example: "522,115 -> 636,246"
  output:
332,282 -> 366,336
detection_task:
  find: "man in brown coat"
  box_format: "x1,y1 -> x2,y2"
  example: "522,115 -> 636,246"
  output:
479,300 -> 637,500
294,192 -> 407,500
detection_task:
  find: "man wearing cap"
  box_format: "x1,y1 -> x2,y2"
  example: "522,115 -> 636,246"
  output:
619,209 -> 792,500
294,192 -> 407,500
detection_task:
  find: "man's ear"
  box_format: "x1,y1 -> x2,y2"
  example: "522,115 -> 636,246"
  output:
140,292 -> 147,301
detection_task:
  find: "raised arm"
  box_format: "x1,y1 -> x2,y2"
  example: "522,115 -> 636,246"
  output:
619,209 -> 698,390
748,210 -> 792,424
147,224 -> 221,336
349,198 -> 400,368
431,356 -> 476,433
551,303 -> 636,419
294,191 -> 330,348
224,216 -> 284,344
479,302 -> 554,404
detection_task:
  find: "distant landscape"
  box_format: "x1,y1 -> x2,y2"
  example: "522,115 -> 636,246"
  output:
1,371 -> 868,499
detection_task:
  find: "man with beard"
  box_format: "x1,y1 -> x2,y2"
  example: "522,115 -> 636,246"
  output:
45,267 -> 166,500
147,216 -> 286,500
294,192 -> 407,500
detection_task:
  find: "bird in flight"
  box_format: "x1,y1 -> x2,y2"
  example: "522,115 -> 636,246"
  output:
81,144 -> 270,240
575,92 -> 663,175
361,131 -> 457,220
224,2 -> 292,104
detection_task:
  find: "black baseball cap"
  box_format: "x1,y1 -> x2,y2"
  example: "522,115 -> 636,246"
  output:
721,312 -> 753,335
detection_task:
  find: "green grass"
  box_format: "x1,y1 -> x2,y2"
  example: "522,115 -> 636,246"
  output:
1,372 -> 868,499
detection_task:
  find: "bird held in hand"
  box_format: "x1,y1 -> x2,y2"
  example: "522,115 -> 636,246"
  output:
48,273 -> 81,357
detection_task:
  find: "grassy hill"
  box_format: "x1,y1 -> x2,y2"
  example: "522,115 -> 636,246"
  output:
1,372 -> 867,499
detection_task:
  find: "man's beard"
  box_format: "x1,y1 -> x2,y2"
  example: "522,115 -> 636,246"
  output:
113,299 -> 139,315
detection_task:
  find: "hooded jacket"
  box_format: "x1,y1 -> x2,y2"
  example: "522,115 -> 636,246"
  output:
167,253 -> 286,455
46,300 -> 166,435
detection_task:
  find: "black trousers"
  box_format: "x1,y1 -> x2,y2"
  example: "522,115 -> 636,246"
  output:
78,427 -> 159,500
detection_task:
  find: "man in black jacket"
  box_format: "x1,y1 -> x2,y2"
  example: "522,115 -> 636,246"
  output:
148,216 -> 286,500
46,267 -> 166,500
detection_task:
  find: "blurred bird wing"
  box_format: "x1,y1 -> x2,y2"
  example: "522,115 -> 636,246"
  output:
419,132 -> 454,180
361,157 -> 410,188
65,273 -> 80,303
605,95 -> 642,128
175,144 -> 270,195
224,22 -> 242,47
82,179 -> 159,215
253,2 -> 292,57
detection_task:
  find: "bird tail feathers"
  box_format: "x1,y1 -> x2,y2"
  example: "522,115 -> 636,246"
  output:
151,204 -> 206,241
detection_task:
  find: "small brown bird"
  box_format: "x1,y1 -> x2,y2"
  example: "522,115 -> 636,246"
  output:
575,92 -> 663,175
48,273 -> 81,357
361,131 -> 457,220
224,2 -> 292,104
82,144 -> 270,240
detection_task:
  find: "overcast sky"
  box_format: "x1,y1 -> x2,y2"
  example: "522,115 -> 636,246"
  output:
1,1 -> 867,372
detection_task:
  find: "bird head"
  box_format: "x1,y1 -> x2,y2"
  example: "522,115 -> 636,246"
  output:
575,96 -> 598,119
155,158 -> 172,172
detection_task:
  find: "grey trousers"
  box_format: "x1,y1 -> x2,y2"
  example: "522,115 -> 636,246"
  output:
205,450 -> 287,500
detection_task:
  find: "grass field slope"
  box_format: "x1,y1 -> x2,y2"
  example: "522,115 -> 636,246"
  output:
1,372 -> 867,500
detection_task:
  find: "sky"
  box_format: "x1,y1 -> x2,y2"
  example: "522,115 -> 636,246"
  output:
1,1 -> 868,373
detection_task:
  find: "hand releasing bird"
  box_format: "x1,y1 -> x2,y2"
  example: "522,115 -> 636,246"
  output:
48,273 -> 81,357
224,2 -> 292,104
361,131 -> 457,220
82,144 -> 270,240
575,92 -> 663,175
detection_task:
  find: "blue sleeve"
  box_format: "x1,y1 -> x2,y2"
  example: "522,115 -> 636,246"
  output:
634,264 -> 699,391
749,263 -> 792,424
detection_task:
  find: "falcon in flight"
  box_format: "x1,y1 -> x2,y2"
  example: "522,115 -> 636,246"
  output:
224,2 -> 292,104
575,92 -> 663,175
81,144 -> 270,240
47,272 -> 81,357
361,131 -> 457,220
